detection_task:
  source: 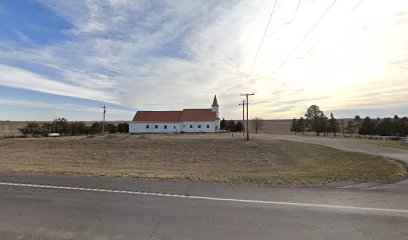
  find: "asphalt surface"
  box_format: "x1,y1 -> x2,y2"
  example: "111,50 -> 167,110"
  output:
0,173 -> 407,240
1,136 -> 408,239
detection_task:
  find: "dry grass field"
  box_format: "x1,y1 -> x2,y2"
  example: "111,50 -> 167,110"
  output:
0,121 -> 28,136
250,119 -> 291,134
0,134 -> 404,185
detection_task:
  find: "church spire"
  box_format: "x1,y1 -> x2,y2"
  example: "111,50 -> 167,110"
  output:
212,95 -> 219,107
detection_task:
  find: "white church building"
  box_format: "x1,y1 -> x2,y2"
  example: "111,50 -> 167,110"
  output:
129,95 -> 220,134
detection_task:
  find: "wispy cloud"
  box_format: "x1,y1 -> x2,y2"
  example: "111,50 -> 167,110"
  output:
0,64 -> 117,103
0,0 -> 407,120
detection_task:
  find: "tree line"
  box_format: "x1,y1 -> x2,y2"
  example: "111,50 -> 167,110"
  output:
343,115 -> 408,137
290,105 -> 408,137
290,105 -> 339,135
19,118 -> 129,136
220,119 -> 244,132
219,117 -> 264,133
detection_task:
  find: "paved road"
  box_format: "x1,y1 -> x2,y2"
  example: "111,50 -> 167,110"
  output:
0,173 -> 407,239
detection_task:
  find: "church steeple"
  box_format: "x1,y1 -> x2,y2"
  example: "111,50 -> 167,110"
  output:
211,95 -> 219,118
212,95 -> 219,107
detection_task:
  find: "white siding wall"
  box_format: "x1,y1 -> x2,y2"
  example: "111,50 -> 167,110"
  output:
180,121 -> 219,133
129,122 -> 181,134
130,120 -> 221,134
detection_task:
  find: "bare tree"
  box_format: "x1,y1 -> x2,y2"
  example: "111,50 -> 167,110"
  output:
252,117 -> 264,134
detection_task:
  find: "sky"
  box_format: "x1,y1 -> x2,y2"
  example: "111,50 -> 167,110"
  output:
0,0 -> 407,121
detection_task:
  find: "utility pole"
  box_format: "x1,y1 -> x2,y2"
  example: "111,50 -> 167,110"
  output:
239,100 -> 245,138
101,106 -> 107,135
241,93 -> 254,141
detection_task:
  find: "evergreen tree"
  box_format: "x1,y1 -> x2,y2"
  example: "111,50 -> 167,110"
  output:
107,123 -> 118,134
320,116 -> 329,135
117,122 -> 129,133
328,113 -> 340,136
220,118 -> 227,130
124,122 -> 129,133
305,105 -> 326,135
298,117 -> 306,134
376,118 -> 394,136
393,115 -> 400,136
226,120 -> 236,132
290,118 -> 298,133
90,122 -> 102,134
359,117 -> 376,135
234,121 -> 244,132
400,117 -> 408,137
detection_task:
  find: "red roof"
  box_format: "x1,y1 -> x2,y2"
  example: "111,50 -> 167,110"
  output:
132,111 -> 182,122
133,109 -> 217,122
181,109 -> 217,121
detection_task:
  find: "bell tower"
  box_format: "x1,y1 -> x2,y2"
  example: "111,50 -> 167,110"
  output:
211,95 -> 219,118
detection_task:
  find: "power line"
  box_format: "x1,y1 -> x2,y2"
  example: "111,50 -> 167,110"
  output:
295,0 -> 302,11
249,0 -> 278,73
351,0 -> 363,12
266,0 -> 337,81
